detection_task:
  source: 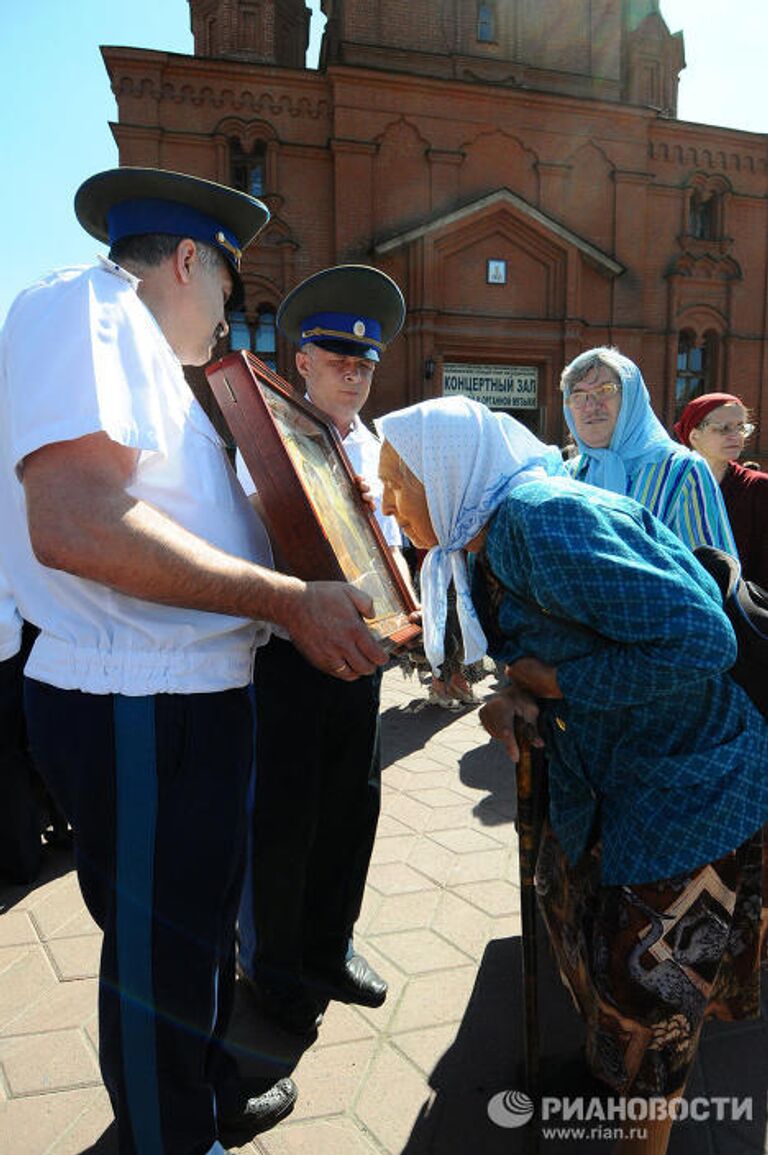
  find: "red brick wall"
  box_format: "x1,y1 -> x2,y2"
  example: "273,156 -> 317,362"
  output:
102,21 -> 768,462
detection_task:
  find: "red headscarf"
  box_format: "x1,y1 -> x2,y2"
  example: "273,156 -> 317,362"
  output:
674,393 -> 745,447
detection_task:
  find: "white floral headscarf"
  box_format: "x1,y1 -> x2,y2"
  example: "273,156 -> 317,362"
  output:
376,397 -> 566,675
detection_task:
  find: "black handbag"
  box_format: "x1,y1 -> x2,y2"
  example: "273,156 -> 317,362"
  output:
694,546 -> 768,719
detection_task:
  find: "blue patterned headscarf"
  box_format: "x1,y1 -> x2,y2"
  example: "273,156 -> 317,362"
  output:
376,397 -> 566,676
562,347 -> 680,493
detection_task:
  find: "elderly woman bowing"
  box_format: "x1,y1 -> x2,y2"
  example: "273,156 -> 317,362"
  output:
377,397 -> 768,1155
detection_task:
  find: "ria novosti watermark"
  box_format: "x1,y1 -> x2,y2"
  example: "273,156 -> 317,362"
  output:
487,1090 -> 752,1142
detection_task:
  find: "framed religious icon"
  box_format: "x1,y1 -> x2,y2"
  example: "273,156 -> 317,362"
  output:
205,350 -> 420,648
486,258 -> 507,285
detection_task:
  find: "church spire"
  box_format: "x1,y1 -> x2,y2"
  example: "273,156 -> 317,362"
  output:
189,0 -> 310,67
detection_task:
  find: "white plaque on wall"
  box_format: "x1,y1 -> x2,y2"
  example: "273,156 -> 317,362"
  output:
442,364 -> 538,410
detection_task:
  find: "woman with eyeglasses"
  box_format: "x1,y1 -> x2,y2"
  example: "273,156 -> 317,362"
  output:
560,347 -> 736,555
674,394 -> 768,587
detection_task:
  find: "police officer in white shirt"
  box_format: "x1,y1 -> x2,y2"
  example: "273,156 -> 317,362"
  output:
0,171 -> 388,1155
237,265 -> 406,1038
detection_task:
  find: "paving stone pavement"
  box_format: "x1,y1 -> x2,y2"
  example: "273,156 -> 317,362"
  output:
1,666 -> 766,1154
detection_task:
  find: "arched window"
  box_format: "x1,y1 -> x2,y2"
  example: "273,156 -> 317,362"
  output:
230,139 -> 266,198
675,332 -> 716,417
685,176 -> 729,242
240,4 -> 261,50
228,311 -> 252,352
689,192 -> 715,240
477,2 -> 495,43
229,306 -> 277,372
254,309 -> 277,368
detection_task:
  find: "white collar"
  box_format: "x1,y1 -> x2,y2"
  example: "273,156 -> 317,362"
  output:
96,255 -> 181,364
340,414 -> 365,443
97,253 -> 141,291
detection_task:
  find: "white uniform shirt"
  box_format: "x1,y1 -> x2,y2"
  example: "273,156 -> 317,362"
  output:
0,562 -> 22,662
0,259 -> 273,695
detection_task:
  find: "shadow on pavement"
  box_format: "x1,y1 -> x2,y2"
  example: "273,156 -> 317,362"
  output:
0,838 -> 74,915
224,974 -> 312,1083
458,738 -> 518,829
692,993 -> 768,1155
380,699 -> 468,768
397,932 -> 592,1155
396,915 -> 768,1155
78,1121 -> 118,1155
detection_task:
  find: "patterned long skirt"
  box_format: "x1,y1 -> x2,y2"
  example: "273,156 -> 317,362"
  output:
535,821 -> 768,1096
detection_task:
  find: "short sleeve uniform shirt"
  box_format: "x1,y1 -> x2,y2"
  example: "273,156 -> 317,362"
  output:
0,259 -> 273,695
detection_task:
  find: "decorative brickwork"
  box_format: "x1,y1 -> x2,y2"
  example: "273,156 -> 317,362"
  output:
102,0 -> 767,460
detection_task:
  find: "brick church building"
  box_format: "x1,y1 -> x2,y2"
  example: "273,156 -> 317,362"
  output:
102,0 -> 767,455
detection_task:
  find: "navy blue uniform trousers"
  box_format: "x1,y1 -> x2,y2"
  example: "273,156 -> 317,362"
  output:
24,680 -> 252,1155
239,636 -> 381,984
0,627 -> 41,883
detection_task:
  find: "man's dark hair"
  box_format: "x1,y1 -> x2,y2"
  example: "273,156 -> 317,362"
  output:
108,233 -> 223,271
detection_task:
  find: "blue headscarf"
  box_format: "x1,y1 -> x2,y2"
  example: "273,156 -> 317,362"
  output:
563,348 -> 683,493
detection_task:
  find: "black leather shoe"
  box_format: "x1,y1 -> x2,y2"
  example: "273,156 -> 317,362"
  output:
308,952 -> 388,1008
238,965 -> 323,1038
217,1075 -> 297,1135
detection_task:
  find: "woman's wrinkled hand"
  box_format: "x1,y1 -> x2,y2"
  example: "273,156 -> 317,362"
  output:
479,680 -> 543,762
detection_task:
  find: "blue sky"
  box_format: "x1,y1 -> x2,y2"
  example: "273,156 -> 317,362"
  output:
1,0 -> 765,323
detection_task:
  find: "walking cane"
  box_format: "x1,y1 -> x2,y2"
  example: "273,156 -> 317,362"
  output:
514,718 -> 546,1152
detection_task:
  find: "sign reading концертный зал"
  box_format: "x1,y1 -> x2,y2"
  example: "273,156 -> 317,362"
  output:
442,364 -> 538,410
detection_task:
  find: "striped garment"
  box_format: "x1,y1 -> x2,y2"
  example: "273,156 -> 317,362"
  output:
568,449 -> 737,557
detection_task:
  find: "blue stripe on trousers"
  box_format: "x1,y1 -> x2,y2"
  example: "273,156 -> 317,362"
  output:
114,695 -> 163,1155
